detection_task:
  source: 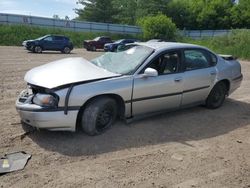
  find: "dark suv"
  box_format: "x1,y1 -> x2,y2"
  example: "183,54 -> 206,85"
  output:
83,36 -> 112,51
22,35 -> 74,53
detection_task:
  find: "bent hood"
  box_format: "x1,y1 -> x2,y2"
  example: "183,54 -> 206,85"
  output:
24,57 -> 120,89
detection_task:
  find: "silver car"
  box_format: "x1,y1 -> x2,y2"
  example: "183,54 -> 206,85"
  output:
16,42 -> 243,135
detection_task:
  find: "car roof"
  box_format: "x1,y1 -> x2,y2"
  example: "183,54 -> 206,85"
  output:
43,34 -> 67,38
137,42 -> 206,51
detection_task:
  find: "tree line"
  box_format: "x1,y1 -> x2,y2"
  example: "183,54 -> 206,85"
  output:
75,0 -> 250,29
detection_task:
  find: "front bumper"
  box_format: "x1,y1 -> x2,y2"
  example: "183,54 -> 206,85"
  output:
16,90 -> 78,132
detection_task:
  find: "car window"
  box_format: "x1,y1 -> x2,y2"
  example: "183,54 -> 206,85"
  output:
43,36 -> 53,41
54,36 -> 63,41
146,51 -> 180,75
184,49 -> 211,71
103,37 -> 111,42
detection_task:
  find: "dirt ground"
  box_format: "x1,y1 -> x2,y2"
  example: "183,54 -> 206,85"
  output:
0,46 -> 250,188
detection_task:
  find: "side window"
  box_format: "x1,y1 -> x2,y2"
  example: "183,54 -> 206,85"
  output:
44,36 -> 53,41
54,36 -> 63,41
184,49 -> 211,71
147,51 -> 180,75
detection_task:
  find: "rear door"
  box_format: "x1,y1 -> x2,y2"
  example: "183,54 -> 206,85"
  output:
53,36 -> 64,50
181,48 -> 217,107
132,50 -> 184,115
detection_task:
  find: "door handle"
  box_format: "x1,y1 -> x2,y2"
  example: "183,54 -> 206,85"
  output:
210,71 -> 216,75
174,77 -> 182,82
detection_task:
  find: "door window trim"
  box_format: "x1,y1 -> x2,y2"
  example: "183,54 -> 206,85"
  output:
139,49 -> 183,75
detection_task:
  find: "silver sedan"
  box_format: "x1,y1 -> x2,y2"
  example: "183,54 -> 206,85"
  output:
16,42 -> 243,135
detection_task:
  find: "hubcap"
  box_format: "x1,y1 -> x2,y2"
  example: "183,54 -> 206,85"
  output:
64,47 -> 70,53
212,89 -> 223,104
96,107 -> 113,131
35,46 -> 41,53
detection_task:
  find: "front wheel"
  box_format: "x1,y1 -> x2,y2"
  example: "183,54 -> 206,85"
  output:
81,97 -> 117,136
206,82 -> 227,109
33,46 -> 42,53
91,46 -> 96,51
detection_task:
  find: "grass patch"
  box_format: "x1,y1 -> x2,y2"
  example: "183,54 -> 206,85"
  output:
182,29 -> 250,60
0,24 -> 141,47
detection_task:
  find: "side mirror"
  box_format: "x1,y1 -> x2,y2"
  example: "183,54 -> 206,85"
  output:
143,68 -> 158,77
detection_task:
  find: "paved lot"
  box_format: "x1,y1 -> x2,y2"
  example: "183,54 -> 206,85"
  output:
0,46 -> 250,188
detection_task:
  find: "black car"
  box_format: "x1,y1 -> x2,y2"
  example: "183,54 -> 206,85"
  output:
22,35 -> 73,53
104,39 -> 138,52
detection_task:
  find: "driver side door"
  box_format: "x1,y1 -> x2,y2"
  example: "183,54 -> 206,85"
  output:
42,36 -> 53,50
132,50 -> 184,115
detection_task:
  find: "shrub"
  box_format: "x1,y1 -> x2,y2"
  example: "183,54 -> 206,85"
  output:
137,14 -> 177,41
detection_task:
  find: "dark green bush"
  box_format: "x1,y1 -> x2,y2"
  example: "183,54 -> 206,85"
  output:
137,14 -> 177,41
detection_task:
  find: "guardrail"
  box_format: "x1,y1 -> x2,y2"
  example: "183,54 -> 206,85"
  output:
0,13 -> 142,34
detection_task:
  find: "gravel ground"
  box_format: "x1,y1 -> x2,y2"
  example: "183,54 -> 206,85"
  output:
0,46 -> 250,188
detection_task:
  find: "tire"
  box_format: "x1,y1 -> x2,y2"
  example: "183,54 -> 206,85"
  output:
206,82 -> 227,109
81,97 -> 117,136
62,46 -> 71,54
33,46 -> 42,53
92,46 -> 96,51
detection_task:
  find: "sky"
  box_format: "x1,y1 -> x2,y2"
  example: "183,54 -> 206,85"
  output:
0,0 -> 83,19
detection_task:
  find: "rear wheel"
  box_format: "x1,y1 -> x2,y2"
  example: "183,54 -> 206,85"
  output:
81,97 -> 117,136
33,46 -> 42,53
206,82 -> 227,109
62,46 -> 71,54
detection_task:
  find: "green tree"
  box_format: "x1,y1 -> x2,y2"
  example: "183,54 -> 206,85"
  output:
138,14 -> 177,40
231,0 -> 250,28
195,0 -> 233,29
165,0 -> 193,29
113,0 -> 138,25
75,0 -> 117,23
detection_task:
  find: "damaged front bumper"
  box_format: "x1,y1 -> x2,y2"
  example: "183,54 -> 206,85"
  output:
16,90 -> 78,132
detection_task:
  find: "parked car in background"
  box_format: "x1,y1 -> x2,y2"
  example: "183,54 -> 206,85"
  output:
83,36 -> 112,51
16,42 -> 242,135
117,43 -> 139,52
104,39 -> 139,52
22,35 -> 73,53
147,39 -> 165,43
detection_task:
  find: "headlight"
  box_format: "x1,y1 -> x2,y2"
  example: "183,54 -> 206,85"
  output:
32,94 -> 58,107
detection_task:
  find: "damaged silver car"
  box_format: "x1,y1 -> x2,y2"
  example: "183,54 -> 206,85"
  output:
16,42 -> 243,135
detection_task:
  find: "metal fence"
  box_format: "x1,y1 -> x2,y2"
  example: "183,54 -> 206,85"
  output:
180,30 -> 231,39
0,13 -> 234,38
0,13 -> 142,34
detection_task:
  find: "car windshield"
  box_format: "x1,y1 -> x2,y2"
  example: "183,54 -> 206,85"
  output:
36,35 -> 48,40
91,46 -> 154,75
94,37 -> 100,41
115,39 -> 124,43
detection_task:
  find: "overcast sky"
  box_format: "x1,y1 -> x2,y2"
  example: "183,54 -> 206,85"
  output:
0,0 -> 82,19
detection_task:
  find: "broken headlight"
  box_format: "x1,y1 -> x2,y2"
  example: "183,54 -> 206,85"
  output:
32,94 -> 58,107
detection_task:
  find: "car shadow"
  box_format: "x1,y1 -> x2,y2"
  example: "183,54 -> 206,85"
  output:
27,51 -> 76,55
24,98 -> 250,156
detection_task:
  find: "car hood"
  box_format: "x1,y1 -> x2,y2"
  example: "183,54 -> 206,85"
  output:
84,40 -> 92,43
25,40 -> 36,43
24,57 -> 120,89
